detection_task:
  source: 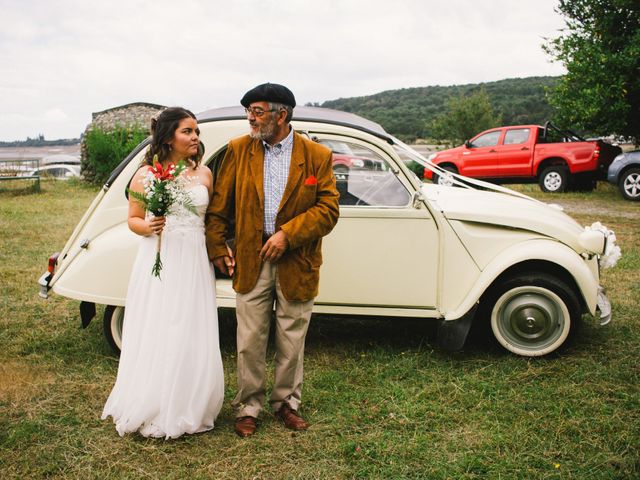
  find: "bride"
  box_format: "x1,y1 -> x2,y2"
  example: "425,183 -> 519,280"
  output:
102,107 -> 224,438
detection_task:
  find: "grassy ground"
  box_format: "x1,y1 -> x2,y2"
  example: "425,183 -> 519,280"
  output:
1,179 -> 638,479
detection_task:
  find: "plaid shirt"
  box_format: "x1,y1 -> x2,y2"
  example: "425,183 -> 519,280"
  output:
262,128 -> 294,236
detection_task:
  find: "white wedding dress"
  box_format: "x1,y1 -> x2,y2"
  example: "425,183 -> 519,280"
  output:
102,182 -> 224,439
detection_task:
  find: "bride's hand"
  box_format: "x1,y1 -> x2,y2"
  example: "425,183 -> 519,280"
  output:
148,216 -> 166,236
214,254 -> 234,276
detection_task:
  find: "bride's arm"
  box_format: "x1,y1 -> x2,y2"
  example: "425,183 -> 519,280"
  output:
128,166 -> 165,236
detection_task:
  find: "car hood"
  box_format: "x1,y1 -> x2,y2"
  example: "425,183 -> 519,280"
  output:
432,145 -> 463,159
421,184 -> 589,252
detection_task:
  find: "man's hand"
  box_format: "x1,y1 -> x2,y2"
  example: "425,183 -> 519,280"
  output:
259,230 -> 289,263
214,254 -> 235,276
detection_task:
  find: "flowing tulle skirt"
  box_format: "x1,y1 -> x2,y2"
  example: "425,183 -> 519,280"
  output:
102,221 -> 224,439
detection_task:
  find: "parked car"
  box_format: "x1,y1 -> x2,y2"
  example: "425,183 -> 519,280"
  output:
607,150 -> 640,201
425,122 -> 621,193
39,106 -> 614,357
28,163 -> 80,179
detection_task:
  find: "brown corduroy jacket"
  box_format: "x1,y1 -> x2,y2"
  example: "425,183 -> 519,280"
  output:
205,131 -> 340,302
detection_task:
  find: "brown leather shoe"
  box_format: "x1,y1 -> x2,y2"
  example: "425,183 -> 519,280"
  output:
275,404 -> 309,431
234,416 -> 257,437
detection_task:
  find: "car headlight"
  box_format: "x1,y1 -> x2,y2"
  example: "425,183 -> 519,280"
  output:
427,153 -> 437,161
579,229 -> 606,255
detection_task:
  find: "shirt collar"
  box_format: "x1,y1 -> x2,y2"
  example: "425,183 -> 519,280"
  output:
263,127 -> 294,151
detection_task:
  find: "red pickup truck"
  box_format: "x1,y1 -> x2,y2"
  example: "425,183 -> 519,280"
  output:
425,122 -> 621,192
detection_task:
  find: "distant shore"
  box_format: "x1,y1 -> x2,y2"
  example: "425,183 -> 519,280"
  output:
0,144 -> 80,162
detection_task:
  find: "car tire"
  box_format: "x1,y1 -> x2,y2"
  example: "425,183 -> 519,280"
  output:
433,165 -> 458,187
539,166 -> 568,193
103,305 -> 125,354
619,167 -> 640,201
482,273 -> 580,356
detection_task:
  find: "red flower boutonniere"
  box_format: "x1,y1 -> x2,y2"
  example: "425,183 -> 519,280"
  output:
304,175 -> 318,186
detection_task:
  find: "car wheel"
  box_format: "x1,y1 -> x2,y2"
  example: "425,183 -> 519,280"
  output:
103,305 -> 124,354
619,167 -> 640,201
433,165 -> 457,186
539,166 -> 568,193
484,273 -> 580,356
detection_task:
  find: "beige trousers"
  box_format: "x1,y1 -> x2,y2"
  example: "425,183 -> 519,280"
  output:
232,261 -> 313,418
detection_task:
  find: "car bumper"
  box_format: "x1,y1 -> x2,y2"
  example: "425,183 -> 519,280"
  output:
596,286 -> 612,325
38,271 -> 51,299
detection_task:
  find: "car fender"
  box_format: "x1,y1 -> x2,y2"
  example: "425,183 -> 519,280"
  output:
443,238 -> 598,320
52,222 -> 137,306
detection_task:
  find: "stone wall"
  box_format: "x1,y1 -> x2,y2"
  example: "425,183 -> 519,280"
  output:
89,102 -> 166,131
81,102 -> 165,180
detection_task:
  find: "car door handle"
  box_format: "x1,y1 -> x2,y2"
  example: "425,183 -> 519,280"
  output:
489,149 -> 497,153
521,147 -> 529,151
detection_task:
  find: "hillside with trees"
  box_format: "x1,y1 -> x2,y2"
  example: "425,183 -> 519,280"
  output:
318,76 -> 559,142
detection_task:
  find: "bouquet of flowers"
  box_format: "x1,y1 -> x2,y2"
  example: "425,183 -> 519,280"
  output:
129,156 -> 196,278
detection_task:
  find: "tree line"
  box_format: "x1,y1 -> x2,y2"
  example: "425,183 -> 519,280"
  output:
0,134 -> 80,147
318,77 -> 559,143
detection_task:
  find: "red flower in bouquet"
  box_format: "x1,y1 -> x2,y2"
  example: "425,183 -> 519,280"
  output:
151,162 -> 176,181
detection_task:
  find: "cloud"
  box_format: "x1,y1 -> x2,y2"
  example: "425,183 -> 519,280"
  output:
44,108 -> 68,122
0,0 -> 565,140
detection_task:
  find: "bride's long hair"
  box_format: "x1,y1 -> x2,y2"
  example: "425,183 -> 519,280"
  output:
144,107 -> 204,167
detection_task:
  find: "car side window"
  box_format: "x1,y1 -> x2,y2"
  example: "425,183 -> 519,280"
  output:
504,128 -> 530,145
470,131 -> 500,148
318,139 -> 411,207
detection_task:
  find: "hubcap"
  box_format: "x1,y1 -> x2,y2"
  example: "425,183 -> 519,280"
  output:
623,172 -> 640,198
503,299 -> 556,341
544,172 -> 562,191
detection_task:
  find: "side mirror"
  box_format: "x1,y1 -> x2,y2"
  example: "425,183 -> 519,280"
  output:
464,140 -> 471,148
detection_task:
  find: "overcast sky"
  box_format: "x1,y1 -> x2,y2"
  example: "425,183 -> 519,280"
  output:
0,0 -> 566,141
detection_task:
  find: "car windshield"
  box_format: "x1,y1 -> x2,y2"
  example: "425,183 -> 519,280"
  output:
390,139 -> 439,180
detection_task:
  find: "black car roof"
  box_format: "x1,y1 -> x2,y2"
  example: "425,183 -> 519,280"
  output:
196,106 -> 393,143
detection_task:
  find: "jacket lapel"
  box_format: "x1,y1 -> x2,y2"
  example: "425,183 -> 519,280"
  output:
279,132 -> 304,210
248,138 -> 264,206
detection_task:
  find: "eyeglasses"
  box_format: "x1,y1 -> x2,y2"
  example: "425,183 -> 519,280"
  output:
244,107 -> 276,117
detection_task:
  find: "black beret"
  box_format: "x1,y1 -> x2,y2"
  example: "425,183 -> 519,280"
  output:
240,83 -> 296,108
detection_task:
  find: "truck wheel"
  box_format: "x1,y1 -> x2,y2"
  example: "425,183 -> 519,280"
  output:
619,167 -> 640,201
103,305 -> 124,354
433,165 -> 457,187
483,273 -> 580,356
539,166 -> 568,193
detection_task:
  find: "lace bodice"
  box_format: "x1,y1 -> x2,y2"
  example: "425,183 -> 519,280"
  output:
164,184 -> 209,232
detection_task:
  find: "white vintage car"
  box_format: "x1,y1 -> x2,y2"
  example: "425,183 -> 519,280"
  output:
39,106 -> 613,357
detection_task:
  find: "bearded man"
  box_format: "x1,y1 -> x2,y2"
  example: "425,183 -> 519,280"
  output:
205,83 -> 339,437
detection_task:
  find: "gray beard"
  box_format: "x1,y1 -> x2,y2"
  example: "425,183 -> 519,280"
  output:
249,119 -> 277,142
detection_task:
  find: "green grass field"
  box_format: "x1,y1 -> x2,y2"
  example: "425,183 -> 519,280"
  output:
1,179 -> 638,479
